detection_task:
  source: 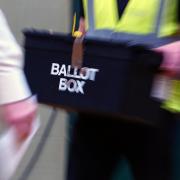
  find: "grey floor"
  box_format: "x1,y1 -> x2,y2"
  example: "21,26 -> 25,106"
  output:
13,104 -> 68,180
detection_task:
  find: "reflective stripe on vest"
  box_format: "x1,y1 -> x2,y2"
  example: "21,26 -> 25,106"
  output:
83,0 -> 179,37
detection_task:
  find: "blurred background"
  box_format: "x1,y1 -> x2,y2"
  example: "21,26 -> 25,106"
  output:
0,0 -> 72,180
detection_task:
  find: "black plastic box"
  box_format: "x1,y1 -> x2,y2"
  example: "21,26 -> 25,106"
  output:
24,30 -> 163,124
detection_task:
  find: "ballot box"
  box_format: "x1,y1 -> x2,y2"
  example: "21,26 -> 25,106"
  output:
24,29 -> 163,124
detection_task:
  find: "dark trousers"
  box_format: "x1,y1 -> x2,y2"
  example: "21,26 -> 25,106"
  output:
66,111 -> 173,180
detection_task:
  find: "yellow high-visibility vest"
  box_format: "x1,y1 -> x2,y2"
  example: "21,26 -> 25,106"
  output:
82,0 -> 180,113
82,0 -> 179,37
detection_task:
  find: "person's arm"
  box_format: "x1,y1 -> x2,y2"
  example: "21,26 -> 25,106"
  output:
154,41 -> 180,77
154,0 -> 180,76
0,10 -> 31,104
0,10 -> 37,144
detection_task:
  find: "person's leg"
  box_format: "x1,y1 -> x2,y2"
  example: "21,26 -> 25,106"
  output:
127,111 -> 172,180
170,115 -> 180,180
66,113 -> 121,180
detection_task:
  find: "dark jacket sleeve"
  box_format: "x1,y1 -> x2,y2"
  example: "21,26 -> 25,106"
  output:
79,0 -> 84,17
178,0 -> 180,23
72,0 -> 84,30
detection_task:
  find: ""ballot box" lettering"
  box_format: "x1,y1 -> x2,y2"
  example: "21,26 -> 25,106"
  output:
50,63 -> 99,94
59,78 -> 85,94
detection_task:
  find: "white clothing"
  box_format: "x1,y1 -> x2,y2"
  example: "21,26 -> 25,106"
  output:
0,10 -> 31,105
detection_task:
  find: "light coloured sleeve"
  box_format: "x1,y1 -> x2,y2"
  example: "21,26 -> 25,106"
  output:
0,10 -> 31,105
